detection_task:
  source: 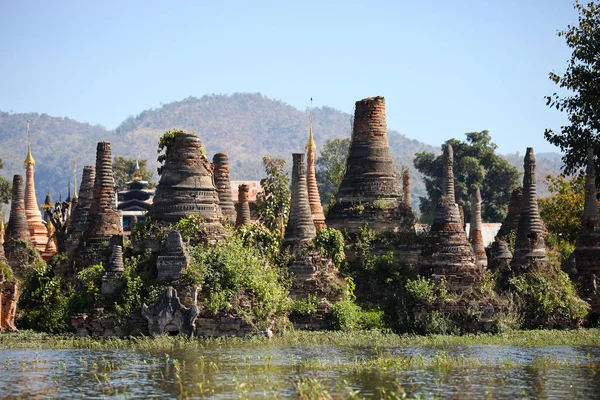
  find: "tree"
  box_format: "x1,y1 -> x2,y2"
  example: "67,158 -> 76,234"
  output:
413,131 -> 520,223
545,1 -> 600,174
0,157 -> 11,206
112,157 -> 155,189
539,174 -> 586,245
315,138 -> 350,207
256,157 -> 290,237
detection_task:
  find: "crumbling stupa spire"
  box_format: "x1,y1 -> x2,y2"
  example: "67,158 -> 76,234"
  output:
305,99 -> 326,230
469,186 -> 487,268
88,142 -> 122,238
235,184 -> 251,227
213,153 -> 236,223
326,96 -> 414,234
23,121 -> 48,252
283,153 -> 316,247
402,168 -> 412,209
6,175 -> 30,243
510,147 -> 548,272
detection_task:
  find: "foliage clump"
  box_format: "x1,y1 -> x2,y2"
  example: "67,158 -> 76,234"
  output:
256,157 -> 290,237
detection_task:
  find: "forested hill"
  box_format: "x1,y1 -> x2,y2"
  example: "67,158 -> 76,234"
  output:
0,93 -> 562,211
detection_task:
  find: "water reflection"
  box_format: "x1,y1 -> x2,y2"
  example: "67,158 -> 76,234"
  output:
1,344 -> 600,398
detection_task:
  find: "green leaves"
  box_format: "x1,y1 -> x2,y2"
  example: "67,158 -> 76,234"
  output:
256,157 -> 290,237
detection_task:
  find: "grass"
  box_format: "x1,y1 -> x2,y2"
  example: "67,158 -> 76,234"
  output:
3,328 -> 600,350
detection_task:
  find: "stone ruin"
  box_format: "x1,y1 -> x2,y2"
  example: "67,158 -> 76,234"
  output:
305,119 -> 326,230
418,144 -> 483,292
101,245 -> 125,296
567,149 -> 600,318
4,175 -> 36,277
283,153 -> 316,250
510,148 -> 549,274
326,96 -> 414,234
142,287 -> 199,337
469,186 -> 487,268
0,274 -> 17,332
213,153 -> 236,224
65,165 -> 95,253
235,183 -> 251,227
496,187 -> 522,239
157,231 -> 190,281
489,240 -> 513,273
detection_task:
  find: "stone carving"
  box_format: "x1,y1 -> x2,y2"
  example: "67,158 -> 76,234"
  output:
101,245 -> 125,295
510,148 -> 549,273
0,277 -> 17,332
419,144 -> 483,292
152,131 -> 222,225
141,286 -> 199,337
283,153 -> 316,248
65,166 -> 96,252
568,149 -> 600,316
305,112 -> 326,230
326,96 -> 414,234
88,143 -> 122,239
469,186 -> 487,268
213,153 -> 236,223
235,184 -> 251,227
489,240 -> 513,272
23,142 -> 48,252
157,231 -> 190,281
5,175 -> 30,243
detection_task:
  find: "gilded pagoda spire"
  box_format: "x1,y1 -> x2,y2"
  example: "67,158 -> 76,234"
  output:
304,98 -> 326,230
133,159 -> 142,181
22,121 -> 47,252
24,120 -> 35,167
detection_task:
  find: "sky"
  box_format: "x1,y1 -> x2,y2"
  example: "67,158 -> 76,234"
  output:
0,0 -> 579,154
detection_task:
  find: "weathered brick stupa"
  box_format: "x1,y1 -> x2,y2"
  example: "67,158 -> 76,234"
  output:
157,230 -> 190,281
469,187 -> 487,268
212,153 -> 236,223
489,240 -> 513,272
419,144 -> 483,292
510,148 -> 549,273
152,131 -> 222,226
402,168 -> 412,210
5,175 -> 30,244
23,137 -> 48,252
567,149 -> 600,317
235,184 -> 251,227
496,187 -> 523,239
305,107 -> 326,230
326,96 -> 414,234
101,245 -> 125,296
283,153 -> 316,249
65,166 -> 96,252
87,142 -> 123,240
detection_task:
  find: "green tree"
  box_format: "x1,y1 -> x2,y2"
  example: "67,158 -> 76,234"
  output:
545,1 -> 600,174
315,138 -> 350,207
0,157 -> 11,206
112,157 -> 155,189
256,157 -> 290,237
413,131 -> 520,223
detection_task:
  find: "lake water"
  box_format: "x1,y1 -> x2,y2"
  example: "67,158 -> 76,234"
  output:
1,342 -> 599,398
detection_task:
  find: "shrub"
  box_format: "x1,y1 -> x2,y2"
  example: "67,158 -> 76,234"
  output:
405,276 -> 446,304
329,298 -> 362,331
313,228 -> 345,268
290,294 -> 319,316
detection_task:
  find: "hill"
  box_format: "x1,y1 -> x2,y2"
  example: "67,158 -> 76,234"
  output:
0,93 -> 563,214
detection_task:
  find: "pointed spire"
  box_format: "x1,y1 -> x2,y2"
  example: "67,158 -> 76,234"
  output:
132,159 -> 142,181
72,160 -> 78,199
442,144 -> 455,203
24,120 -> 35,167
469,186 -> 487,268
306,98 -> 316,152
284,153 -> 316,247
583,148 -> 598,221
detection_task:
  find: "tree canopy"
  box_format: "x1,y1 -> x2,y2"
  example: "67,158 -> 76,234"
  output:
256,157 -> 290,237
545,1 -> 600,174
112,157 -> 155,190
0,157 -> 10,207
413,131 -> 520,223
315,138 -> 350,208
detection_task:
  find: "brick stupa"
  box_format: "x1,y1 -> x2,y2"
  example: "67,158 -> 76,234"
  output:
87,142 -> 122,240
305,107 -> 326,230
510,148 -> 549,273
419,144 -> 483,292
469,186 -> 487,268
283,153 -> 316,249
65,166 -> 96,252
213,153 -> 236,224
23,137 -> 48,252
568,149 -> 600,316
235,184 -> 251,227
5,175 -> 30,244
497,187 -> 523,239
152,131 -> 222,226
326,96 -> 414,234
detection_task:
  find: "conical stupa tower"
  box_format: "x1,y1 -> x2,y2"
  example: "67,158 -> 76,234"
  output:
469,186 -> 487,268
5,175 -> 30,243
23,122 -> 48,252
283,153 -> 316,248
213,153 -> 236,223
235,184 -> 251,227
510,148 -> 549,273
568,148 -> 600,315
87,142 -> 122,239
418,144 -> 483,292
66,165 -> 96,253
305,100 -> 326,230
326,96 -> 414,234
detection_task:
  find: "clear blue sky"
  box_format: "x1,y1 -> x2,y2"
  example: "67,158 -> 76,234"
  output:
0,0 -> 577,154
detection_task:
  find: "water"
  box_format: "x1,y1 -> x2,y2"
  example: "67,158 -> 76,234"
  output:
1,343 -> 599,398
